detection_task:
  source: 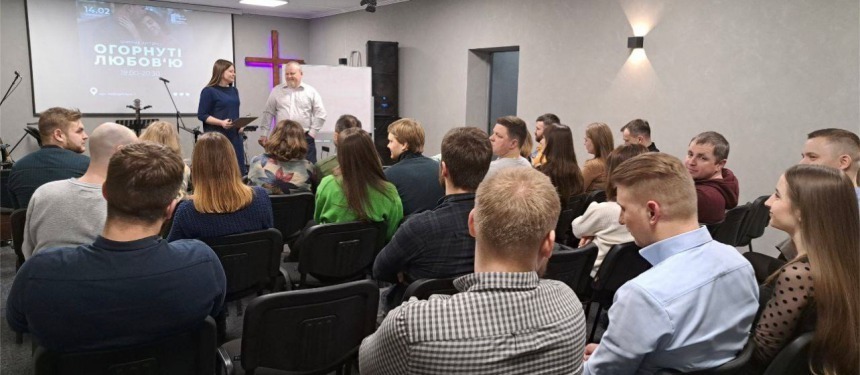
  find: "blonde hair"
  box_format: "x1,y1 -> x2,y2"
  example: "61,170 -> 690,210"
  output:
586,122 -> 615,159
140,121 -> 181,155
387,118 -> 425,153
190,132 -> 253,213
769,165 -> 859,375
609,153 -> 697,221
265,120 -> 307,161
474,167 -> 560,257
519,130 -> 534,159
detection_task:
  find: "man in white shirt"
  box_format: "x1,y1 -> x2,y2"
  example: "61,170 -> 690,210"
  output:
485,115 -> 532,179
258,61 -> 327,163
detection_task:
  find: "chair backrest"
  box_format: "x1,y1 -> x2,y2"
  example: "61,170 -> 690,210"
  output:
584,189 -> 607,208
762,331 -> 813,375
743,252 -> 786,285
568,193 -> 590,220
708,204 -> 750,246
34,316 -> 216,375
401,277 -> 459,302
269,193 -> 314,242
592,241 -> 650,304
736,195 -> 770,247
295,221 -> 379,283
239,280 -> 379,374
543,243 -> 599,298
202,228 -> 283,301
554,207 -> 576,244
10,208 -> 26,270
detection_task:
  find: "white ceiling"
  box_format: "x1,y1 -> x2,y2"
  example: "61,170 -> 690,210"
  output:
150,0 -> 409,19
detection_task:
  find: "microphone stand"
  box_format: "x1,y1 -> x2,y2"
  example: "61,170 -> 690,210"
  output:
0,72 -> 22,107
160,78 -> 201,143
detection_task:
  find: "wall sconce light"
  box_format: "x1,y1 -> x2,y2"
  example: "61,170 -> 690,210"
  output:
628,36 -> 644,49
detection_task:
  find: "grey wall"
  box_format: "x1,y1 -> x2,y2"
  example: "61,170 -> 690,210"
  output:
0,0 -> 309,161
308,0 -> 859,252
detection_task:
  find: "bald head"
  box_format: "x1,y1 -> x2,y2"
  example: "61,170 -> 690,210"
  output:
89,123 -> 138,164
284,61 -> 304,88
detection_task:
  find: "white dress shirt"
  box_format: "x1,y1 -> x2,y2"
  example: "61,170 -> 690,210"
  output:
260,82 -> 326,137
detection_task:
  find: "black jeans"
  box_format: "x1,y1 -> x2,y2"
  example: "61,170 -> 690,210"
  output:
305,132 -> 317,164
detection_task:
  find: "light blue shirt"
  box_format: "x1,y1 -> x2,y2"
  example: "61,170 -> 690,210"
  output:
583,227 -> 758,375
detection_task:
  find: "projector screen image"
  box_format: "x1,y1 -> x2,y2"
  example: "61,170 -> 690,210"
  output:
27,0 -> 234,115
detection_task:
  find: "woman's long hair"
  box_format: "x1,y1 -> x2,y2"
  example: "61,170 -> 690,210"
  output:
769,164 -> 859,375
586,122 -> 614,160
539,124 -> 584,202
206,59 -> 233,87
604,144 -> 648,200
265,120 -> 308,161
336,128 -> 391,220
140,121 -> 181,155
191,132 -> 253,213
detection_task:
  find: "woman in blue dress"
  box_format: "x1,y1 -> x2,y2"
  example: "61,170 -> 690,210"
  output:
197,59 -> 246,175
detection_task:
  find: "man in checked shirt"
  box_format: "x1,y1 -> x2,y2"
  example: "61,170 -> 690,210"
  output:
359,167 -> 587,374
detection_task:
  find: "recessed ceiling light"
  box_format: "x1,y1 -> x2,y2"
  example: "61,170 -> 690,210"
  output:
240,0 -> 288,7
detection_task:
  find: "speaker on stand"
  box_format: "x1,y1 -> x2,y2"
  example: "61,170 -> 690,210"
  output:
367,41 -> 399,165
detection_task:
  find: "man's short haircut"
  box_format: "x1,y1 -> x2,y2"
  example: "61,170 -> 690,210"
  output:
441,127 -> 493,191
808,128 -> 860,161
335,114 -> 362,133
88,123 -> 138,163
621,119 -> 651,137
610,153 -> 698,221
474,167 -> 560,257
496,116 -> 528,148
387,118 -> 425,153
536,113 -> 561,125
38,107 -> 82,139
285,60 -> 303,71
689,131 -> 730,162
103,142 -> 184,224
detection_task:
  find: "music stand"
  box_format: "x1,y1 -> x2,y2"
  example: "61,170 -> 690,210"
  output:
115,119 -> 159,136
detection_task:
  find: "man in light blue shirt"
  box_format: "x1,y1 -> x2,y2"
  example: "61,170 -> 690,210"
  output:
582,153 -> 758,374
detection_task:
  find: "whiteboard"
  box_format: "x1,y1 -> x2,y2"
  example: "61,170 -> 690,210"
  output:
293,65 -> 373,135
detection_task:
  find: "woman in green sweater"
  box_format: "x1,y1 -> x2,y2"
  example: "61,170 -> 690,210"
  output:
314,128 -> 403,240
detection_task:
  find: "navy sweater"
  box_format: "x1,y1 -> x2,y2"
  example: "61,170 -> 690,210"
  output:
167,186 -> 273,241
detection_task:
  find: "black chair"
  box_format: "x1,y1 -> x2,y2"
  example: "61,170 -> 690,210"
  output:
587,241 -> 651,342
269,193 -> 314,253
401,277 -> 459,303
736,195 -> 770,252
762,332 -> 813,375
282,221 -> 380,289
543,243 -> 598,300
555,207 -> 576,244
709,204 -> 750,246
565,193 -> 590,245
743,252 -> 786,285
218,280 -> 379,375
10,208 -> 26,270
34,316 -> 217,375
654,338 -> 756,375
201,228 -> 284,301
584,189 -> 607,208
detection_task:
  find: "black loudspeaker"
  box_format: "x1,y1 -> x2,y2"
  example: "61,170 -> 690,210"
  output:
374,115 -> 400,166
367,41 -> 399,117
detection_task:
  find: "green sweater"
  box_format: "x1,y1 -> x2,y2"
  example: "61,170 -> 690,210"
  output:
314,175 -> 404,240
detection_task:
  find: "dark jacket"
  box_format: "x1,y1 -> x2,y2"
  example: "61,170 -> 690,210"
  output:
384,151 -> 445,216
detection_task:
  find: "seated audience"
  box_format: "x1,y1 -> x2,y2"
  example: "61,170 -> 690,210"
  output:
620,118 -> 659,152
537,124 -> 585,206
248,119 -> 316,194
749,165 -> 859,374
582,122 -> 614,192
167,132 -> 273,241
6,142 -> 226,353
384,118 -> 444,215
799,128 -> 860,198
572,143 -> 647,276
139,120 -> 191,198
531,113 -> 560,167
582,153 -> 758,374
7,107 -> 90,208
23,123 -> 137,259
315,128 -> 402,241
684,131 -> 739,224
315,114 -> 362,178
360,167 -> 586,374
374,127 -> 492,305
485,116 -> 532,179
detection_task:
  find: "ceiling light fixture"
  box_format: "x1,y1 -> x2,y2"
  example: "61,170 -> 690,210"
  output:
240,0 -> 288,7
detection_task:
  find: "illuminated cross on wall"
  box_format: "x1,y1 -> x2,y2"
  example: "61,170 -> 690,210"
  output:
245,30 -> 305,87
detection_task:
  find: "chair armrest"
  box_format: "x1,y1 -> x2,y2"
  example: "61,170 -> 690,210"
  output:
217,346 -> 234,375
278,265 -> 293,291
